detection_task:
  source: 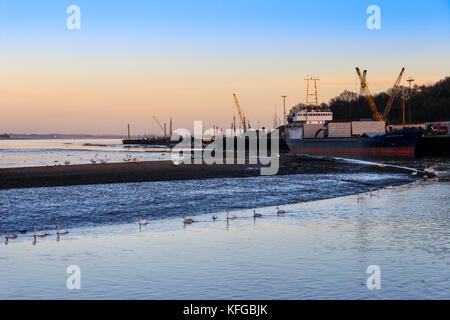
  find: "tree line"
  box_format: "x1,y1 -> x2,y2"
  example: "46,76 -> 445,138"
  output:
289,76 -> 450,124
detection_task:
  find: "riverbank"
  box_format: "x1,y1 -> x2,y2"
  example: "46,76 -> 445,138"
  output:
0,156 -> 418,190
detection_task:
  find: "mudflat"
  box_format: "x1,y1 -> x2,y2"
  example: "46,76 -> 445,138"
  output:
0,156 -> 411,190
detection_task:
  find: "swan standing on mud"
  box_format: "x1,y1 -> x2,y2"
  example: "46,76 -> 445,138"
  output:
91,154 -> 99,164
100,156 -> 108,164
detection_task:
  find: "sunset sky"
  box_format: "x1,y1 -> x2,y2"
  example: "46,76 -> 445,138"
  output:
0,0 -> 449,135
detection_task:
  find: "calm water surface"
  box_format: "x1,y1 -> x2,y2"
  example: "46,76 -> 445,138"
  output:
0,139 -> 170,168
0,179 -> 449,299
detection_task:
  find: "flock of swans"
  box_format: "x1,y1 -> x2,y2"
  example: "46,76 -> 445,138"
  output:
4,207 -> 288,245
182,207 -> 287,225
4,224 -> 69,245
60,154 -> 145,166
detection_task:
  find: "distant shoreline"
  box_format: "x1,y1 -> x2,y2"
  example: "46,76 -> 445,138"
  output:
0,156 -> 414,190
1,135 -> 124,140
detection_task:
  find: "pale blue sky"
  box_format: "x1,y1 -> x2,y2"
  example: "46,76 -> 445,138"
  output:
0,0 -> 449,133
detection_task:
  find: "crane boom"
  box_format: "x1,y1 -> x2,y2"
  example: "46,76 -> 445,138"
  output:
233,93 -> 247,131
152,115 -> 166,137
382,67 -> 405,120
356,67 -> 381,121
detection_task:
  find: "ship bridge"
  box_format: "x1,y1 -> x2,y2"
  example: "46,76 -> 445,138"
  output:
294,110 -> 333,124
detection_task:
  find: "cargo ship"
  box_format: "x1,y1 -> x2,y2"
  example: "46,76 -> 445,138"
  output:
283,110 -> 423,158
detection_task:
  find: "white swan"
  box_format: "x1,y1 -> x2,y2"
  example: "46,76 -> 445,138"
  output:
411,171 -> 418,176
33,226 -> 49,237
184,216 -> 194,224
276,207 -> 286,215
5,231 -> 17,239
90,154 -> 99,164
64,160 -> 71,165
226,209 -> 236,220
139,216 -> 148,225
56,224 -> 69,235
172,159 -> 183,166
357,193 -> 365,202
253,210 -> 262,217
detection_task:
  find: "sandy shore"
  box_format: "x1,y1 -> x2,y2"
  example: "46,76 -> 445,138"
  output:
0,156 -> 414,190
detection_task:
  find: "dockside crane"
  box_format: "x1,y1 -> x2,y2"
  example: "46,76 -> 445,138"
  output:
233,93 -> 247,132
356,67 -> 405,122
356,67 -> 381,121
382,67 -> 405,120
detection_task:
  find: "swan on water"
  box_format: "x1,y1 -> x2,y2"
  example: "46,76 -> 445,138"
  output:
184,216 -> 194,224
226,209 -> 236,220
139,216 -> 148,225
253,210 -> 262,218
357,193 -> 365,202
33,226 -> 49,237
56,224 -> 69,235
5,231 -> 17,239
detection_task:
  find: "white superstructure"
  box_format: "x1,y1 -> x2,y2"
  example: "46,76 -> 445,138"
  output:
293,110 -> 333,124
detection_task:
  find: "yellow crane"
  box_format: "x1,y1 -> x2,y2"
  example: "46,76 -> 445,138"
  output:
382,67 -> 405,120
356,67 -> 405,122
233,93 -> 247,131
152,115 -> 166,137
356,67 -> 381,121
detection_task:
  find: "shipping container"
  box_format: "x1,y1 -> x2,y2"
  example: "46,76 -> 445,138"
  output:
351,121 -> 385,136
304,124 -> 325,138
328,122 -> 351,138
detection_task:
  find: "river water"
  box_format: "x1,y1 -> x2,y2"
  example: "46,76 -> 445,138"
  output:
0,139 -> 448,299
0,139 -> 170,168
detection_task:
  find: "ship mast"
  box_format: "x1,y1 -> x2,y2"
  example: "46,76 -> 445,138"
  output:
305,76 -> 319,111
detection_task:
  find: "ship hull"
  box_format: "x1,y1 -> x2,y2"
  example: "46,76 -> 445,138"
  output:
285,128 -> 423,158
